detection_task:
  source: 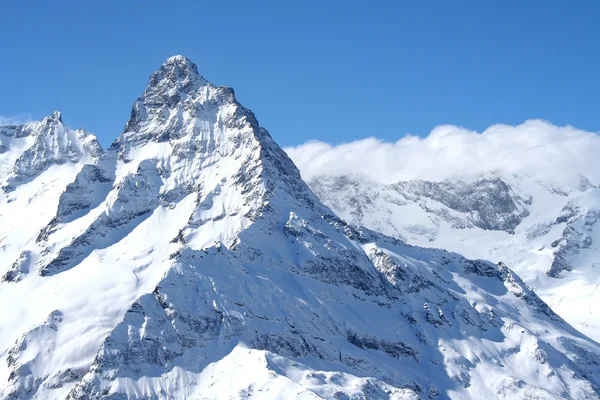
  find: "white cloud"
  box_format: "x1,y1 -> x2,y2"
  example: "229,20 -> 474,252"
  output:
0,114 -> 32,126
284,120 -> 600,185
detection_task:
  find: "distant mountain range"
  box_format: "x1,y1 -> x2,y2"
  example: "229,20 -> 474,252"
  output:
300,158 -> 600,344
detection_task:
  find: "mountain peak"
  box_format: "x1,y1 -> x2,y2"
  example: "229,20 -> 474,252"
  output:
158,55 -> 201,80
120,56 -> 216,139
162,55 -> 197,69
113,55 -> 315,210
146,55 -> 207,93
50,110 -> 62,122
0,112 -> 103,192
41,110 -> 63,126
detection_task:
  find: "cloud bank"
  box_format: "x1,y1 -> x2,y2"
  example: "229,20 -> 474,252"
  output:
284,120 -> 600,185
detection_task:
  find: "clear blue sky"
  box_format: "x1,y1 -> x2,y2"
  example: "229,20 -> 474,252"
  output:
1,1 -> 598,148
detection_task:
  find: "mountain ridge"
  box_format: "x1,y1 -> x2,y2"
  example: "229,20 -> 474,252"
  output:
307,171 -> 600,342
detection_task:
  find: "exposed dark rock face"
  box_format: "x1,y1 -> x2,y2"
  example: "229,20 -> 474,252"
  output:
391,178 -> 531,232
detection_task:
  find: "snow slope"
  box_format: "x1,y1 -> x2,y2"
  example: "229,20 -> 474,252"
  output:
307,172 -> 600,342
0,56 -> 599,399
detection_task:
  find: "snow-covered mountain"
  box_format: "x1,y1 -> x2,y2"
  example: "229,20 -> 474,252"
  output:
306,172 -> 600,343
1,56 -> 600,400
0,112 -> 102,282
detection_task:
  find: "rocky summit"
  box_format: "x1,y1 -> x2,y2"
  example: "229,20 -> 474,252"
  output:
0,57 -> 599,400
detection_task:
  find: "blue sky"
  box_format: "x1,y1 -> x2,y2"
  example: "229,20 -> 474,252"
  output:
1,1 -> 598,148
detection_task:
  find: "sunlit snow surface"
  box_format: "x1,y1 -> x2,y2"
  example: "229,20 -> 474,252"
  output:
308,173 -> 600,342
0,57 -> 599,399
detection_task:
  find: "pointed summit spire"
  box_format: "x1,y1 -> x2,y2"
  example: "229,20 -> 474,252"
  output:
146,55 -> 207,94
162,55 -> 199,71
158,55 -> 201,81
42,111 -> 63,125
121,56 -> 217,142
50,111 -> 63,123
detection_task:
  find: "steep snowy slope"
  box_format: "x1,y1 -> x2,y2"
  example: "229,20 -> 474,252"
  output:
307,173 -> 600,342
1,56 -> 600,400
0,112 -> 102,282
